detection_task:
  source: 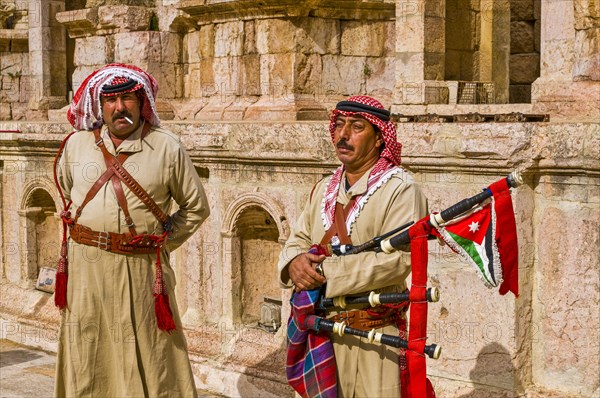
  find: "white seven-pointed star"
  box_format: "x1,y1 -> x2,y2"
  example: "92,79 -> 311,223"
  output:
468,221 -> 480,233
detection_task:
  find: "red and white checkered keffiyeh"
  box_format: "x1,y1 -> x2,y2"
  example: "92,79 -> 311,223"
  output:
322,96 -> 403,240
67,63 -> 160,130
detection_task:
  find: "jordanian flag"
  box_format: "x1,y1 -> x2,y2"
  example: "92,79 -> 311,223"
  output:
437,201 -> 502,289
435,179 -> 519,296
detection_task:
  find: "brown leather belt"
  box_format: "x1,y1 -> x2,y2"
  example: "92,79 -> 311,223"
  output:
69,223 -> 160,255
328,309 -> 399,331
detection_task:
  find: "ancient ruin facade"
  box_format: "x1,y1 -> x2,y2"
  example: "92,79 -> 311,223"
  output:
0,0 -> 598,396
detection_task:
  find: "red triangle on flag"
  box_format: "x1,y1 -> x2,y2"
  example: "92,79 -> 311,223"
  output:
443,205 -> 491,245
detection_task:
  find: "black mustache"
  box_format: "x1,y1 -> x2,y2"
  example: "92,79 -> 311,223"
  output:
113,112 -> 132,122
336,141 -> 354,150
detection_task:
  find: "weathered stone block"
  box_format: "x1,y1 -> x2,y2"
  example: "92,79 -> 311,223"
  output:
1,75 -> 21,103
55,8 -> 99,39
241,54 -> 261,96
383,20 -> 395,56
146,62 -> 182,99
365,56 -> 395,99
0,102 -> 11,120
256,19 -> 295,54
510,53 -> 540,84
395,51 -> 425,82
97,5 -> 152,31
424,52 -> 445,80
160,32 -> 181,64
244,20 -> 256,54
424,17 -> 445,53
341,21 -> 385,57
295,17 -> 339,55
509,84 -> 532,103
511,0 -> 534,21
293,53 -> 321,93
543,1 -> 575,42
199,24 -> 215,58
213,56 -> 241,98
573,28 -> 600,81
184,31 -> 201,64
321,54 -> 365,96
540,38 -> 575,80
183,63 -> 201,98
511,21 -> 535,54
199,58 -> 215,89
214,21 -> 244,57
113,31 -> 161,65
260,53 -> 295,97
574,0 -> 600,29
74,35 -> 108,66
71,65 -> 99,93
396,13 -> 424,53
533,198 -> 600,396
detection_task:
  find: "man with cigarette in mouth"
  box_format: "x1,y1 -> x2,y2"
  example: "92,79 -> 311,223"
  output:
53,64 -> 209,397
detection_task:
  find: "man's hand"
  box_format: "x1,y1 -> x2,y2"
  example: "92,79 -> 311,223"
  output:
289,253 -> 327,292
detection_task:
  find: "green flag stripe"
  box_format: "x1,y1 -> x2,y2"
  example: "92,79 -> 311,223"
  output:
447,231 -> 493,285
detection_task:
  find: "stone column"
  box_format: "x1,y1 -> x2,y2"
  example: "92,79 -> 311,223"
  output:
531,0 -> 600,119
28,0 -> 67,113
394,0 -> 446,108
486,0 -> 510,103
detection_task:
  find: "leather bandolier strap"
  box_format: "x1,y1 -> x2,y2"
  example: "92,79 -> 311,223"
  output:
68,123 -> 171,254
320,196 -> 405,331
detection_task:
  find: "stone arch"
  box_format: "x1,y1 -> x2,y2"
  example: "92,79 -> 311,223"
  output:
221,193 -> 289,327
222,193 -> 289,241
17,181 -> 61,287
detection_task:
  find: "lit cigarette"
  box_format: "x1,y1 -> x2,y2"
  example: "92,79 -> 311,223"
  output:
124,116 -> 133,124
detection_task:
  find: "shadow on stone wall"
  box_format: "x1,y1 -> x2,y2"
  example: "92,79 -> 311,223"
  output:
457,342 -> 521,398
234,332 -> 293,398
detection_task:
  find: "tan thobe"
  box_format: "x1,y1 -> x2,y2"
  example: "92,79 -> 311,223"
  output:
279,167 -> 428,398
55,123 -> 209,398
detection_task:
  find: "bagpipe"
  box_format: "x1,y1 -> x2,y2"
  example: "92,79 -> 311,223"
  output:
286,171 -> 523,398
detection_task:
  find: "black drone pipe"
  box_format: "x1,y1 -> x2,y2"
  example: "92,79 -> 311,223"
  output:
307,316 -> 441,359
318,287 -> 440,309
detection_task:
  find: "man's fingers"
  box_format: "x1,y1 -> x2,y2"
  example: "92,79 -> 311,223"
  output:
306,253 -> 326,263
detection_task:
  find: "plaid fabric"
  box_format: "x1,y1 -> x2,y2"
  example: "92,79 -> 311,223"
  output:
67,63 -> 160,130
286,289 -> 337,398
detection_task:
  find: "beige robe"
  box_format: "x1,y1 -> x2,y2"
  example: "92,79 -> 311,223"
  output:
279,166 -> 428,398
55,123 -> 209,398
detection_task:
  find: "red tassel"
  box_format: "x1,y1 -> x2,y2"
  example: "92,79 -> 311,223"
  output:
154,293 -> 176,332
54,241 -> 69,309
401,368 -> 410,398
55,272 -> 68,309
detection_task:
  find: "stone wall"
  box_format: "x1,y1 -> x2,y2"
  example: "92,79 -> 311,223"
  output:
509,0 -> 540,103
0,0 -> 599,397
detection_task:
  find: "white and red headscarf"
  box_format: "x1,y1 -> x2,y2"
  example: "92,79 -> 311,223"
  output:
67,63 -> 160,130
322,95 -> 403,241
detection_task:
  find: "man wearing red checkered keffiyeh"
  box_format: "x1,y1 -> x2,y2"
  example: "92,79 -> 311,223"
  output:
279,95 -> 429,397
54,64 -> 209,397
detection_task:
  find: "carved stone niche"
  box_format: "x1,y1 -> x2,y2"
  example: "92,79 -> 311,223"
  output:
177,0 -> 395,24
18,187 -> 60,288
